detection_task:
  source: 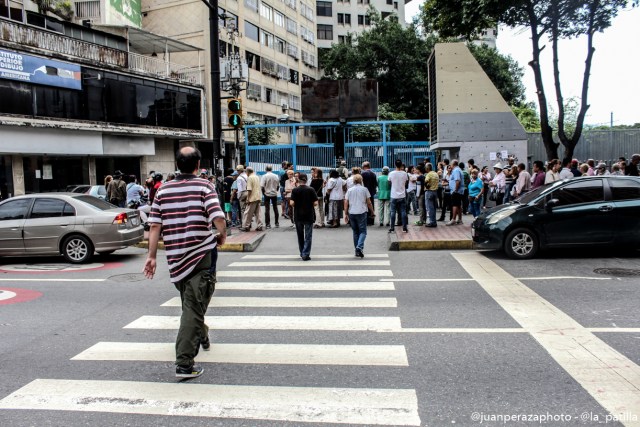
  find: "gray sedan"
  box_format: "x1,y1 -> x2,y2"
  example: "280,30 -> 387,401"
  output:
0,193 -> 144,263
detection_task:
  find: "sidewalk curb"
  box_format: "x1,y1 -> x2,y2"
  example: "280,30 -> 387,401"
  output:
387,232 -> 475,251
135,232 -> 266,253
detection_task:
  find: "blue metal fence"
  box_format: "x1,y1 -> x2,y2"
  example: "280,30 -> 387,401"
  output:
245,120 -> 431,173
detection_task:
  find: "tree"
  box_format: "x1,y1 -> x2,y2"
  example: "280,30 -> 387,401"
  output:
246,126 -> 280,145
420,0 -> 638,160
512,102 -> 542,132
321,9 -> 435,119
34,0 -> 74,21
320,10 -> 527,125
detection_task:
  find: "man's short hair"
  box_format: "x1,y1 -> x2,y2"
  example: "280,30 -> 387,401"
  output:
246,167 -> 254,174
425,162 -> 433,171
451,159 -> 459,166
297,172 -> 308,182
562,157 -> 572,167
362,161 -> 371,169
176,147 -> 201,174
395,159 -> 403,168
266,165 -> 272,171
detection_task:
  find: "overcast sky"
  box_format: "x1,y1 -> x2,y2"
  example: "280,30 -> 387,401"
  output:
405,2 -> 640,126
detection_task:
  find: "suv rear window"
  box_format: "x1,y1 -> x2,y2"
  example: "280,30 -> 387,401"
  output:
73,195 -> 114,210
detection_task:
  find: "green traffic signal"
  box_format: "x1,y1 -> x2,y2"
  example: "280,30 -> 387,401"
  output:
229,114 -> 242,127
227,98 -> 243,129
228,99 -> 242,113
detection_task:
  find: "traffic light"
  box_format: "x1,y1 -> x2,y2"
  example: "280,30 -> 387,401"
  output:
227,98 -> 243,129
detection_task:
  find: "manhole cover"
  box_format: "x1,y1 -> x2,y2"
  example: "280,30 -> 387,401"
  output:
108,273 -> 147,283
594,268 -> 640,277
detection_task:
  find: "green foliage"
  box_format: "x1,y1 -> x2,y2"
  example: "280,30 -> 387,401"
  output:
320,9 -> 526,123
588,123 -> 640,130
512,103 -> 541,132
34,0 -> 74,20
349,104 -> 416,142
246,126 -> 280,146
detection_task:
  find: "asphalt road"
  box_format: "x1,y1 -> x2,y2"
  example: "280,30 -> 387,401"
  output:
0,222 -> 639,427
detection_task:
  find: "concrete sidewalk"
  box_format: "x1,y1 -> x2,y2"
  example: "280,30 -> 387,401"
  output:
387,220 -> 473,251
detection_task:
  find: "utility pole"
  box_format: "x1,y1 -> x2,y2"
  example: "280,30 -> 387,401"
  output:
200,0 -> 222,172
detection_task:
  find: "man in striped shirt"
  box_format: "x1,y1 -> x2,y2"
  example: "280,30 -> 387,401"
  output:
143,146 -> 227,379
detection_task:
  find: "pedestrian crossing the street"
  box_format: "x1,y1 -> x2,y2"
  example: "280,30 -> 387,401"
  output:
0,253 -> 422,425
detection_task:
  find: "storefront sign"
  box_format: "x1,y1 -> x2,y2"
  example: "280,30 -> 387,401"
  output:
0,49 -> 82,90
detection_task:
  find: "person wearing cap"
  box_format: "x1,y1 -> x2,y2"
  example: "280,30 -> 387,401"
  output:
289,173 -> 318,260
107,170 -> 127,207
377,166 -> 391,227
239,167 -> 264,231
489,163 -> 506,206
336,160 -> 348,180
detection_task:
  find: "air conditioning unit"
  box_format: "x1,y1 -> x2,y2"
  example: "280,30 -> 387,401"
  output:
281,102 -> 289,110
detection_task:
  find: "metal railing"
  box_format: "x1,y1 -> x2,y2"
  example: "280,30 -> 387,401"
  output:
128,52 -> 203,85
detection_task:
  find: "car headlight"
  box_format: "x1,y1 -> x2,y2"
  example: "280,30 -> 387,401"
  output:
487,208 -> 516,225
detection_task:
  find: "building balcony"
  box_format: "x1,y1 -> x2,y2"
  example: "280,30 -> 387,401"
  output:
0,18 -> 203,86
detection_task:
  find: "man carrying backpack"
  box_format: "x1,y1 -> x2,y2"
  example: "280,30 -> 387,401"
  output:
107,170 -> 127,207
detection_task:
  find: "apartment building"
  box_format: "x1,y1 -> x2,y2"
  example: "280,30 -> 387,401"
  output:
0,0 -> 206,197
316,0 -> 410,50
142,0 -> 321,155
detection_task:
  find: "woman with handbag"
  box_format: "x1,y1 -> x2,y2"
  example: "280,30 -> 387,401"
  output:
488,163 -> 506,206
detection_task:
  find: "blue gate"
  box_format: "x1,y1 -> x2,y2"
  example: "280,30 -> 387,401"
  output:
245,120 -> 431,173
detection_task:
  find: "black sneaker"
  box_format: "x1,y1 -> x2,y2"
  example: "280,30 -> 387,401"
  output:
176,364 -> 204,379
388,228 -> 395,233
402,227 -> 408,233
355,248 -> 364,258
201,335 -> 210,351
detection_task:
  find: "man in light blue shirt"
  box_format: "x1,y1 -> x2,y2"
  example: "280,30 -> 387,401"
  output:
447,160 -> 465,226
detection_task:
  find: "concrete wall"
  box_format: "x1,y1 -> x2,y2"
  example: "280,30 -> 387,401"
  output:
140,139 -> 177,177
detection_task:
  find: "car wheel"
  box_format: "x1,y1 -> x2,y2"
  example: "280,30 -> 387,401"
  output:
62,235 -> 93,263
504,228 -> 538,260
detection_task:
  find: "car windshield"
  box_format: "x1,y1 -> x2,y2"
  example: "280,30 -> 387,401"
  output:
72,195 -> 115,210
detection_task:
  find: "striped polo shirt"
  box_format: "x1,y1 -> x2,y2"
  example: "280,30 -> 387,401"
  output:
148,174 -> 225,283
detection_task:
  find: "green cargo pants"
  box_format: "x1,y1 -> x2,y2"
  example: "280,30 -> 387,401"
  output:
174,253 -> 216,367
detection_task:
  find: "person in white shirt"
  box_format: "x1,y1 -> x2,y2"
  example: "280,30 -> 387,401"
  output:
406,167 -> 419,215
545,159 -> 561,184
235,165 -> 248,214
558,157 -> 574,180
388,159 -> 409,233
489,163 -> 506,206
326,169 -> 346,228
260,165 -> 280,229
344,174 -> 375,258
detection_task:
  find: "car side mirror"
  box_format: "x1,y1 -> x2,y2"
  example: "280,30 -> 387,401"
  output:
545,198 -> 559,213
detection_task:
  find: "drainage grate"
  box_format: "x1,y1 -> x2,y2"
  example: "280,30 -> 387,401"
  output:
108,273 -> 147,283
593,268 -> 640,277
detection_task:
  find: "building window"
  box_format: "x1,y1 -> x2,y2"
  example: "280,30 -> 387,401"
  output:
261,30 -> 274,48
394,1 -> 398,9
246,51 -> 261,71
259,3 -> 273,20
277,64 -> 289,80
264,87 -> 274,104
247,82 -> 262,100
337,13 -> 344,24
286,43 -> 299,59
274,11 -> 285,27
289,69 -> 299,84
275,37 -> 286,53
245,21 -> 259,42
316,1 -> 332,16
284,0 -> 296,11
381,11 -> 391,19
365,15 -> 370,25
261,57 -> 277,76
244,0 -> 258,13
386,0 -> 392,4
344,14 -> 351,25
286,17 -> 297,35
317,24 -> 333,40
289,94 -> 301,111
358,14 -> 363,25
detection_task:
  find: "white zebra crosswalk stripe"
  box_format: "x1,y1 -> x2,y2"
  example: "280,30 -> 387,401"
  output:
242,254 -> 389,259
217,269 -> 393,278
215,281 -> 395,291
124,315 -> 402,331
229,260 -> 391,267
161,296 -> 398,308
0,379 -> 421,425
72,342 -> 409,366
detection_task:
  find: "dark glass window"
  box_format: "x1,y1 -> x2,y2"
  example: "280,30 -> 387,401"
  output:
358,14 -> 364,25
317,24 -> 333,40
35,86 -> 82,119
316,1 -> 332,16
245,21 -> 259,42
551,180 -> 604,207
0,80 -> 33,115
136,84 -> 157,126
0,199 -> 32,220
30,198 -> 67,219
610,179 -> 640,201
63,203 -> 75,217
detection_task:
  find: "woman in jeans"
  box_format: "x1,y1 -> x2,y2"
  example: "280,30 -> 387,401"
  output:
310,169 -> 325,228
467,169 -> 484,218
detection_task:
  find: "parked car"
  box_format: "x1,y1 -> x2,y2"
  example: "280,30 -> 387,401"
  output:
0,193 -> 143,263
472,176 -> 640,259
70,185 -> 107,200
